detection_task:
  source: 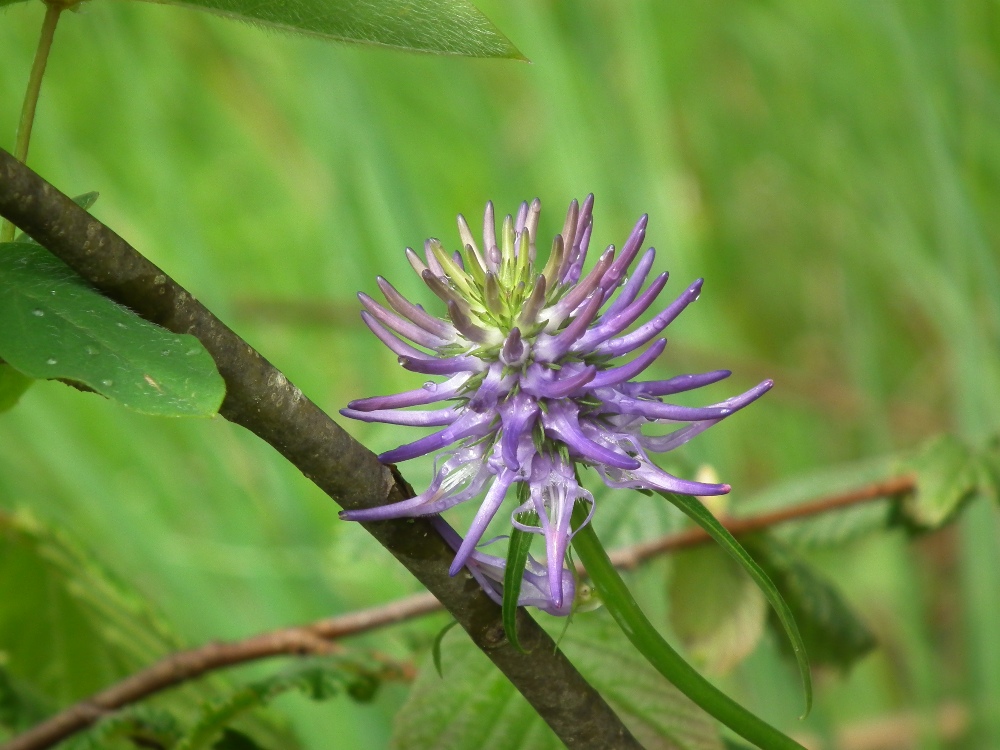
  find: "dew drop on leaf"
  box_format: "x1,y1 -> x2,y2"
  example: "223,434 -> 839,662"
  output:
101,379 -> 113,387
46,358 -> 57,365
32,309 -> 44,317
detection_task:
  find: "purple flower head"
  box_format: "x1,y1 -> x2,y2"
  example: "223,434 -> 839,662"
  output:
342,196 -> 771,613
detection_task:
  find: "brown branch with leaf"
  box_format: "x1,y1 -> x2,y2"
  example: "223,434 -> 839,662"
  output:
1,475 -> 915,750
0,147 -> 640,750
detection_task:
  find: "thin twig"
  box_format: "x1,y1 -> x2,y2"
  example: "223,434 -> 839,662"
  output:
1,472 -> 915,750
0,600 -> 431,750
0,149 -> 640,750
0,2 -> 62,242
607,474 -> 917,570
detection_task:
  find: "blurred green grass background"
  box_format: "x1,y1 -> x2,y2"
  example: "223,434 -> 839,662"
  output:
2,0 -> 999,747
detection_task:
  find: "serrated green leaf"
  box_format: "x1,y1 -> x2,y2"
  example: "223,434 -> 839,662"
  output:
737,455 -> 900,550
136,0 -> 524,58
656,491 -> 812,717
0,663 -> 51,736
0,365 -> 33,413
62,706 -> 184,750
744,537 -> 877,672
0,241 -> 225,417
0,509 -> 182,704
391,613 -> 724,750
668,545 -> 767,676
899,434 -> 979,529
176,658 -> 371,750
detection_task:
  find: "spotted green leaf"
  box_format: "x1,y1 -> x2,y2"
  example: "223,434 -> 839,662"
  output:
0,241 -> 225,417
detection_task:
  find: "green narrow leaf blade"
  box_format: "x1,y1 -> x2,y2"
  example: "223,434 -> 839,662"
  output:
571,508 -> 806,750
0,242 -> 225,417
0,365 -> 33,413
136,0 -> 525,58
431,620 -> 459,678
655,491 -> 813,716
501,526 -> 534,653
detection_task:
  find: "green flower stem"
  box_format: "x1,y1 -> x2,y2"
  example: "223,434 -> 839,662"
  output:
571,505 -> 807,750
1,1 -> 63,242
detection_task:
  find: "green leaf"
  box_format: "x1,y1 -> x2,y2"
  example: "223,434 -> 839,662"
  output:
0,365 -> 33,413
0,509 -> 182,704
656,491 -> 812,717
0,0 -> 31,7
978,436 -> 1000,506
213,728 -> 269,750
176,658 -> 374,750
0,241 -> 225,417
391,613 -> 725,750
898,434 -> 979,529
668,545 -> 767,676
431,620 -> 459,678
0,662 -> 52,736
137,0 -> 525,58
572,511 -> 806,750
744,537 -> 877,672
502,523 -> 534,653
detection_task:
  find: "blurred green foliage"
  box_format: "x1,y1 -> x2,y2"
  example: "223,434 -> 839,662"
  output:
2,0 -> 999,747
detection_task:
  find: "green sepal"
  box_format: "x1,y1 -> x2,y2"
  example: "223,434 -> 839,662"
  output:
0,241 -> 225,417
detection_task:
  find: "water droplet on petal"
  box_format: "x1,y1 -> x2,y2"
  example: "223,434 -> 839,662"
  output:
423,381 -> 437,391
32,309 -> 44,317
46,357 -> 57,365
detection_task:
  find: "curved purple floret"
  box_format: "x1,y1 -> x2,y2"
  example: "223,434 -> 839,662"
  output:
340,196 -> 772,615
